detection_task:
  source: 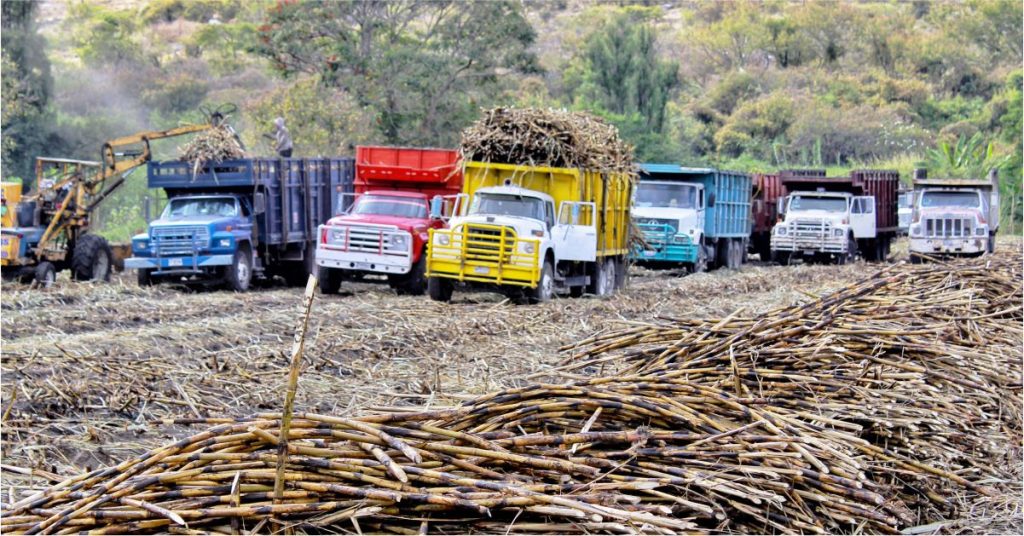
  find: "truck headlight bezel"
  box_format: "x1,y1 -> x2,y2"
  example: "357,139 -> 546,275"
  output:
436,233 -> 450,246
328,228 -> 347,245
910,224 -> 922,237
133,240 -> 149,251
519,242 -> 535,254
218,238 -> 232,248
833,228 -> 843,237
390,234 -> 408,249
776,226 -> 788,236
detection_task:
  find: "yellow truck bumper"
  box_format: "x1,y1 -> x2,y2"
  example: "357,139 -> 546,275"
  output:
1,233 -> 20,265
426,225 -> 541,287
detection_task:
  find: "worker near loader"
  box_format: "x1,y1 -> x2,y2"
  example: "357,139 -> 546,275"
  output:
265,117 -> 293,158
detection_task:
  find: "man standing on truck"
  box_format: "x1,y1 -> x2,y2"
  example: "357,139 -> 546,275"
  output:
269,117 -> 293,157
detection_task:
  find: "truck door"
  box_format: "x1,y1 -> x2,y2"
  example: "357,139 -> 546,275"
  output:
552,201 -> 597,262
850,196 -> 876,238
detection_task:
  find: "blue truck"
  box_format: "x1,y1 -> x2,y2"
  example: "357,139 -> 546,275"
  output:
631,164 -> 752,272
125,157 -> 354,290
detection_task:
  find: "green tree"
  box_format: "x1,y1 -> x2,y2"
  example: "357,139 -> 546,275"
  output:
252,0 -> 537,145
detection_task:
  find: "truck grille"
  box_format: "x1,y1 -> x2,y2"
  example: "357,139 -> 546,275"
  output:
792,219 -> 831,239
152,226 -> 209,255
465,225 -> 515,261
924,217 -> 973,238
635,218 -> 678,233
343,226 -> 410,255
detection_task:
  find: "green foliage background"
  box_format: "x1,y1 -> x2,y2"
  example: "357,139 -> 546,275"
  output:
1,0 -> 1021,238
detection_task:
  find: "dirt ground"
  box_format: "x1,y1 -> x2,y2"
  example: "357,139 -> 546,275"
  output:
1,237 -> 1021,531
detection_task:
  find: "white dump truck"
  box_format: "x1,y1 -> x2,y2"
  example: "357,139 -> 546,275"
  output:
908,168 -> 1000,260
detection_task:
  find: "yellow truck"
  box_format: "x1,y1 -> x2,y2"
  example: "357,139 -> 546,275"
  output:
425,161 -> 633,303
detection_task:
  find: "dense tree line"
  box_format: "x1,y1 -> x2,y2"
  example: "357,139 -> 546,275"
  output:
1,0 -> 1020,236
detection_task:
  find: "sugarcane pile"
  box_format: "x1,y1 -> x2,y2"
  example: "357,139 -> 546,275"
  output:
178,125 -> 245,172
460,107 -> 636,175
3,254 -> 1020,534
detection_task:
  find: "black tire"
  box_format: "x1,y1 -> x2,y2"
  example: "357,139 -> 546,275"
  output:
285,243 -> 316,286
528,259 -> 555,303
690,246 -> 708,273
589,258 -> 616,296
427,277 -> 453,302
319,266 -> 342,294
772,251 -> 791,266
137,268 -> 154,287
987,233 -> 996,254
397,254 -> 427,295
71,234 -> 113,282
840,237 -> 857,265
34,261 -> 56,288
226,247 -> 252,292
614,257 -> 628,290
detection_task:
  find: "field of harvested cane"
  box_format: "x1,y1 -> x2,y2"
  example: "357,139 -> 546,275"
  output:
1,240 -> 1021,534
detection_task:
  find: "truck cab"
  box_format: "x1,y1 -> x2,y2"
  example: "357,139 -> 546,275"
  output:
908,169 -> 999,258
897,190 -> 912,235
128,194 -> 254,287
772,191 -> 873,263
632,180 -> 705,268
316,190 -> 446,294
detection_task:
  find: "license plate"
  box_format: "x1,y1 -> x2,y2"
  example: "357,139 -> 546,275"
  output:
643,250 -> 657,257
803,250 -> 815,256
354,262 -> 371,270
473,266 -> 489,275
168,258 -> 183,267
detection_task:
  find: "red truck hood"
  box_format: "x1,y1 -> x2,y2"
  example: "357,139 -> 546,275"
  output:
326,213 -> 428,231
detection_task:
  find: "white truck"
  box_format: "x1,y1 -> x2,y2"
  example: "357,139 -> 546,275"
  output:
908,168 -> 1000,260
770,170 -> 899,264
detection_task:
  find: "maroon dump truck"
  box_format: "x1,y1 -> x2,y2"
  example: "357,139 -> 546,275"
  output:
315,146 -> 464,294
769,169 -> 899,264
749,172 -> 785,260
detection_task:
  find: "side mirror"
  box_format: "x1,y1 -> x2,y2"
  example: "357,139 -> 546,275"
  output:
776,197 -> 785,215
707,192 -> 716,207
253,192 -> 266,215
430,195 -> 443,219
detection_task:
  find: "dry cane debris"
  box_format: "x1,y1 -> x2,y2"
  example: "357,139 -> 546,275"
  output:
1,253 -> 1020,534
460,107 -> 637,176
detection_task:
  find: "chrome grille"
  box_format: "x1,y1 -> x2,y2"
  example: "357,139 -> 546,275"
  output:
924,217 -> 972,238
335,225 -> 410,255
792,219 -> 831,239
152,226 -> 209,255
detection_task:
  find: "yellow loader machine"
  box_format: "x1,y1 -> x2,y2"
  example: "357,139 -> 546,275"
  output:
1,105 -> 236,287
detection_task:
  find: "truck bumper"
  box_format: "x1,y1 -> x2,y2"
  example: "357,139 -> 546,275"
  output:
315,247 -> 412,275
631,242 -> 698,263
771,236 -> 847,255
426,227 -> 540,288
909,237 -> 986,255
125,254 -> 233,272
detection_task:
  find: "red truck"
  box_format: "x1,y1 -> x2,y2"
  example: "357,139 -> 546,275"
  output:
749,172 -> 786,261
315,146 -> 464,295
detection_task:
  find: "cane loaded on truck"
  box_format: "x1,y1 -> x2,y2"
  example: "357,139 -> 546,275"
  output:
0,105 -> 237,288
315,146 -> 465,295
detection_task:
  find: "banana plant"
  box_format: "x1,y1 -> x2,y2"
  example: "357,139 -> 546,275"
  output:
926,133 -> 1011,179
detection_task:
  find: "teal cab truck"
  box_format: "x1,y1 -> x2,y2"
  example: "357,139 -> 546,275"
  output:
126,158 -> 354,290
631,164 -> 752,272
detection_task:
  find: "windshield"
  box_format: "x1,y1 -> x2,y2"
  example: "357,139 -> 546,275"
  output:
789,196 -> 848,213
352,195 -> 427,218
635,183 -> 698,209
920,191 -> 980,209
163,197 -> 238,219
469,193 -> 546,220
898,193 -> 911,208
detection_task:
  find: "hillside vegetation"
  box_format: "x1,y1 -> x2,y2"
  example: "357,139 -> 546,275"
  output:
1,0 -> 1021,239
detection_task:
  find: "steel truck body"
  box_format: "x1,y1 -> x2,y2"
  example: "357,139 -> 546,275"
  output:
425,161 -> 633,303
126,157 -> 353,290
771,169 -> 899,264
748,172 -> 785,260
908,169 -> 999,258
315,146 -> 464,295
631,164 -> 752,271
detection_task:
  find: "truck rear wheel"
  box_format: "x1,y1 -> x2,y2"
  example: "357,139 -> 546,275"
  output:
528,259 -> 555,303
427,277 -> 453,302
137,269 -> 154,287
840,237 -> 857,265
690,247 -> 707,273
987,233 -> 996,254
71,234 -> 113,282
772,251 -> 791,266
590,258 -> 615,296
226,248 -> 252,292
319,266 -> 342,294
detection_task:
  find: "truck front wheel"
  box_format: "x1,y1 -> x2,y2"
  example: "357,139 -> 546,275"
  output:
319,266 -> 342,294
226,248 -> 252,292
137,269 -> 154,287
427,277 -> 453,302
840,237 -> 858,265
528,259 -> 555,303
395,255 -> 426,296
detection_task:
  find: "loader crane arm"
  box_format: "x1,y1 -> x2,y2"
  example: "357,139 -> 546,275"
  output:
29,104 -> 238,264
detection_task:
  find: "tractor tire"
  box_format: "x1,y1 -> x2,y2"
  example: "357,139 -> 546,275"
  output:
71,234 -> 113,282
226,247 -> 253,292
34,261 -> 57,288
427,277 -> 453,302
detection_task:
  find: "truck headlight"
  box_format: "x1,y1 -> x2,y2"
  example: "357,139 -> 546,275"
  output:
218,239 -> 231,248
133,240 -> 149,251
328,228 -> 347,244
833,228 -> 843,237
435,233 -> 450,246
519,242 -> 535,254
390,234 -> 408,249
776,226 -> 787,236
910,224 -> 922,237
